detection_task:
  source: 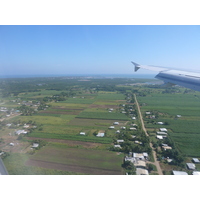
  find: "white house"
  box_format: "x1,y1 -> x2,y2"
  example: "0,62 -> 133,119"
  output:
115,130 -> 120,134
132,117 -> 136,120
113,122 -> 119,125
15,130 -> 27,135
192,158 -> 200,163
121,126 -> 126,130
117,139 -> 124,143
157,132 -> 168,135
186,163 -> 196,170
96,132 -> 105,137
157,122 -> 164,125
130,127 -> 137,130
32,143 -> 39,148
109,126 -> 115,129
157,135 -> 164,140
160,128 -> 167,132
80,132 -> 86,135
136,168 -> 149,175
114,145 -> 121,148
173,171 -> 188,175
193,171 -> 200,175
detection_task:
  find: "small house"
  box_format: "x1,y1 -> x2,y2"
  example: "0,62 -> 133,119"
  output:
32,143 -> 39,148
114,145 -> 121,148
109,126 -> 115,129
156,132 -> 167,135
80,132 -> 86,135
132,117 -> 136,120
173,171 -> 188,175
96,132 -> 105,137
157,135 -> 163,140
136,168 -> 149,175
192,158 -> 200,163
113,122 -> 119,125
115,130 -> 120,134
157,122 -> 164,125
186,163 -> 196,170
117,139 -> 124,143
193,171 -> 200,175
160,128 -> 167,132
130,127 -> 137,130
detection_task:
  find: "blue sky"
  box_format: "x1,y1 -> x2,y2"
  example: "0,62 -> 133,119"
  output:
1,25 -> 200,76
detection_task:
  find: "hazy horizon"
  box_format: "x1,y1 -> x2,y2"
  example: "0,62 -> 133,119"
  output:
1,25 -> 200,77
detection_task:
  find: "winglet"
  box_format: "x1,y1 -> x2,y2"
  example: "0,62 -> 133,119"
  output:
131,61 -> 140,72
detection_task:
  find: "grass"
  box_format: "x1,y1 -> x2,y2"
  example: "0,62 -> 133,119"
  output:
76,111 -> 129,120
3,153 -> 85,175
27,143 -> 124,174
27,132 -> 113,143
170,132 -> 200,157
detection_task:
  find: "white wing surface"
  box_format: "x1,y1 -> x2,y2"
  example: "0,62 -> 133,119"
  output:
132,61 -> 200,92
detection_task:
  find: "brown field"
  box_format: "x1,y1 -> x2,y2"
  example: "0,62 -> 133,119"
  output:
25,144 -> 123,175
27,137 -> 104,148
25,159 -> 121,175
88,104 -> 119,109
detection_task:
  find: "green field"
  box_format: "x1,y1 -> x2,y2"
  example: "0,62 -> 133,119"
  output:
25,143 -> 124,175
76,111 -> 129,120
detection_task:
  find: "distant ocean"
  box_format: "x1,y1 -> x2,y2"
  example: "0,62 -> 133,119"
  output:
0,74 -> 156,79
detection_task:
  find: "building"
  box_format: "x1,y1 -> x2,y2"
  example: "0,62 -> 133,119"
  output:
186,163 -> 196,170
113,122 -> 119,125
80,132 -> 86,135
32,143 -> 39,148
192,158 -> 200,163
109,126 -> 115,129
133,153 -> 149,160
130,127 -> 137,130
15,130 -> 27,135
114,145 -> 121,148
117,139 -> 124,143
159,128 -> 167,132
157,131 -> 167,135
193,171 -> 200,175
96,132 -> 105,137
136,168 -> 149,175
115,130 -> 120,133
172,171 -> 188,175
134,160 -> 146,168
157,135 -> 164,139
157,122 -> 164,125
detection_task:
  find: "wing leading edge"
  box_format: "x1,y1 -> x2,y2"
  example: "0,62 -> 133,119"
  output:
131,61 -> 200,92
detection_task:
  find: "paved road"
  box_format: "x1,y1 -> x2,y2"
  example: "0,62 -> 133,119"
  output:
134,94 -> 163,175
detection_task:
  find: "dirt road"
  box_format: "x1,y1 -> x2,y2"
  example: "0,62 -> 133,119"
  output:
134,94 -> 163,175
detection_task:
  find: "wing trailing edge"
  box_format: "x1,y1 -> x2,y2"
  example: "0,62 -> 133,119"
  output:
131,61 -> 200,92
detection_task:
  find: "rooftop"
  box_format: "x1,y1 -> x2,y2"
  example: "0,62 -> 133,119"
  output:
173,171 -> 188,175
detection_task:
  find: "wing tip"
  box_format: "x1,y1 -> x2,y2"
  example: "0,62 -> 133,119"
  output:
131,61 -> 140,72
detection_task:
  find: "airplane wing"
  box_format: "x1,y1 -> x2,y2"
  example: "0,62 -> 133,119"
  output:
0,158 -> 8,175
131,61 -> 200,92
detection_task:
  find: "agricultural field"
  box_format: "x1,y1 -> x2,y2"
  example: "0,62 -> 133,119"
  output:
0,76 -> 150,175
137,86 -> 200,159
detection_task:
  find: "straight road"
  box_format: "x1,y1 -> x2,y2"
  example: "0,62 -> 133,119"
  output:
134,94 -> 163,175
